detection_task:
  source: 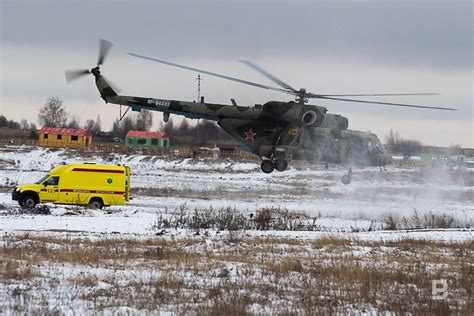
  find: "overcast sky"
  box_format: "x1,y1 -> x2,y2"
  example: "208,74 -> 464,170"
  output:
1,0 -> 472,147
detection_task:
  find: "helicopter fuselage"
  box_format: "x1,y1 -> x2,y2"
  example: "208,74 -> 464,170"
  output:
105,92 -> 392,168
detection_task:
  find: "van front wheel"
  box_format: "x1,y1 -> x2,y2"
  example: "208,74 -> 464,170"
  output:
22,195 -> 37,209
88,198 -> 104,210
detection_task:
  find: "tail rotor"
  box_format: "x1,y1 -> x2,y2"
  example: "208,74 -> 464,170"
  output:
65,39 -> 121,97
97,39 -> 112,66
65,69 -> 91,83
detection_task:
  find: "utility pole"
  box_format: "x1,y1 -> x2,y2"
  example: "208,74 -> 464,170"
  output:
196,74 -> 202,102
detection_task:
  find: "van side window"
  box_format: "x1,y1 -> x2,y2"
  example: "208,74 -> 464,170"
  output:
45,176 -> 60,186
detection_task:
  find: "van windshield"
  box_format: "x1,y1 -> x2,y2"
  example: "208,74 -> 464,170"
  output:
35,174 -> 49,184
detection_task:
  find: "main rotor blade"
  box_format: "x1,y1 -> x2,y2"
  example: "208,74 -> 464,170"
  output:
98,39 -> 113,66
240,60 -> 297,92
317,93 -> 440,97
65,69 -> 90,83
128,53 -> 292,94
316,96 -> 457,111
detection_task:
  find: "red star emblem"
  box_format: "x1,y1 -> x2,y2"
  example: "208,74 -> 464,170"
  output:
244,129 -> 256,141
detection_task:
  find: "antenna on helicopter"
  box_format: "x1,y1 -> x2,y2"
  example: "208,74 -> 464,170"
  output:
196,74 -> 203,102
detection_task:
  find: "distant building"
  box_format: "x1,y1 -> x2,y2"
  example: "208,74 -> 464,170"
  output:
420,153 -> 465,166
125,130 -> 169,148
39,127 -> 92,148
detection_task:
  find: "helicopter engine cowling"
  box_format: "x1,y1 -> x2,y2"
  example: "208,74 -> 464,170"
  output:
335,115 -> 348,130
319,114 -> 349,130
301,109 -> 324,127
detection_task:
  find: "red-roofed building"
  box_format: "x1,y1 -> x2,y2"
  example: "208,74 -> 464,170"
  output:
39,127 -> 93,148
125,130 -> 169,148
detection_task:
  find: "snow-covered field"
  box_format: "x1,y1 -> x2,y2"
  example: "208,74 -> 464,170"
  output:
0,145 -> 473,314
0,145 -> 472,237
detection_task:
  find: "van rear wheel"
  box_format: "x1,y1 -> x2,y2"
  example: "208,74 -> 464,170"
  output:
22,195 -> 37,209
88,198 -> 103,210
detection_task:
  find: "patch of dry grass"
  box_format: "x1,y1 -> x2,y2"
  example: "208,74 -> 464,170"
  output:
383,210 -> 467,230
151,204 -> 319,232
0,260 -> 40,282
0,233 -> 472,314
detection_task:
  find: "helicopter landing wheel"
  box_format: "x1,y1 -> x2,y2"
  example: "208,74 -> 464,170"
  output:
341,167 -> 352,185
261,160 -> 275,173
274,159 -> 288,172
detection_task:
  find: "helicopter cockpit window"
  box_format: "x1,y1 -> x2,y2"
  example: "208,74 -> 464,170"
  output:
367,141 -> 374,152
375,143 -> 384,153
368,139 -> 384,154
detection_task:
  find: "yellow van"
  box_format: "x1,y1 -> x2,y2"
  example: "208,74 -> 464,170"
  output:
12,163 -> 131,209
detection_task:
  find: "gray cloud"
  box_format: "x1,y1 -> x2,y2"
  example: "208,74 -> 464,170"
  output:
1,1 -> 472,68
1,0 -> 472,147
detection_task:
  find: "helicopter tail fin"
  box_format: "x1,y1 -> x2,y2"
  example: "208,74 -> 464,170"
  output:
92,68 -> 120,102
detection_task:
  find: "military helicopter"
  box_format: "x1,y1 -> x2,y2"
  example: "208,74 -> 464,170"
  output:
66,40 -> 456,184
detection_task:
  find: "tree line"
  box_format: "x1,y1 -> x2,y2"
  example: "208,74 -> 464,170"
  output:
36,96 -> 154,136
3,96 -> 232,145
385,129 -> 422,156
0,115 -> 36,131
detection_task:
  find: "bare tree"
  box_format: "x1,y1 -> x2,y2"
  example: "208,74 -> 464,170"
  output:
177,119 -> 190,136
136,109 -> 153,131
20,119 -> 29,130
122,116 -> 135,135
112,118 -> 121,136
38,97 -> 67,127
0,115 -> 21,129
386,129 -> 422,156
157,120 -> 164,132
385,129 -> 400,146
29,124 -> 38,138
84,115 -> 101,135
163,118 -> 174,136
67,116 -> 81,129
112,116 -> 135,137
84,119 -> 95,131
95,115 -> 102,133
396,139 -> 422,157
0,115 -> 20,129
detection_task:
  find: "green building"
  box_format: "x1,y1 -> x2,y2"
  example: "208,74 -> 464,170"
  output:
420,153 -> 465,166
125,130 -> 169,148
